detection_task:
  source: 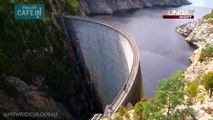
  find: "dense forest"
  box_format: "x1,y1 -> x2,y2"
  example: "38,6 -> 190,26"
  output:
0,0 -> 93,119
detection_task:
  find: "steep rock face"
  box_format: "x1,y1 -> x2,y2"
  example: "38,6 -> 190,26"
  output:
0,1 -> 92,120
79,0 -> 191,14
176,18 -> 213,120
79,0 -> 142,14
176,18 -> 213,47
0,76 -> 72,119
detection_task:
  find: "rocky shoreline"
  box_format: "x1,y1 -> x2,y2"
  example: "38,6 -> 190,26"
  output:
79,0 -> 191,15
175,18 -> 213,119
112,17 -> 213,120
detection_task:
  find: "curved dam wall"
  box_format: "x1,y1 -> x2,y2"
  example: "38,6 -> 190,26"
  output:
59,16 -> 143,117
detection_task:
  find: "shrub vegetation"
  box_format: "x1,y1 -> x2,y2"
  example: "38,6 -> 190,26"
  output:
202,71 -> 213,98
118,105 -> 129,117
134,71 -> 193,120
0,0 -> 89,119
188,81 -> 199,99
134,101 -> 144,120
199,44 -> 213,62
203,9 -> 213,19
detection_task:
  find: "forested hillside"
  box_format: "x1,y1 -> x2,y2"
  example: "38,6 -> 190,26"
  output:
0,0 -> 93,119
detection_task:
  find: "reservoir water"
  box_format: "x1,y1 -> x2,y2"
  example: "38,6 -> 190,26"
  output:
92,1 -> 212,98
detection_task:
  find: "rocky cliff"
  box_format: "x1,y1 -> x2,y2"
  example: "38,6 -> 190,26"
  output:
79,0 -> 191,14
176,18 -> 213,120
79,0 -> 142,14
0,76 -> 72,119
0,0 -> 93,120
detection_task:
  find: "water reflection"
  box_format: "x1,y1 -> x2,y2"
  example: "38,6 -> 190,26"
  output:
92,2 -> 212,98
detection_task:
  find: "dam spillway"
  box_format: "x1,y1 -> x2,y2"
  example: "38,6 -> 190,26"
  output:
59,16 -> 143,119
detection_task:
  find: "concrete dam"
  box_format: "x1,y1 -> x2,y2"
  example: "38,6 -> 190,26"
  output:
59,16 -> 143,119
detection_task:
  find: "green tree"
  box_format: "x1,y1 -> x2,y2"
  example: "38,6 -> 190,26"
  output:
118,105 -> 128,116
202,72 -> 213,98
143,71 -> 193,119
143,101 -> 162,120
134,101 -> 144,120
156,71 -> 186,116
188,81 -> 199,99
56,0 -> 80,15
0,1 -> 89,119
199,45 -> 213,62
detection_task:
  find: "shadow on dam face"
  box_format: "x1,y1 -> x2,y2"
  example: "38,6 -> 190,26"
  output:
58,16 -> 143,119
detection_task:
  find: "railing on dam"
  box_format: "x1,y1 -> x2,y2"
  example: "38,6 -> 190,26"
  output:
60,16 -> 142,120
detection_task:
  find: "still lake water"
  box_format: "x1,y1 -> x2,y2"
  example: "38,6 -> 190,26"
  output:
92,1 -> 212,98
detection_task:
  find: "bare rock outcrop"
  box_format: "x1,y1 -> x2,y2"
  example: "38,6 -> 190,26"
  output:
176,18 -> 213,120
79,0 -> 191,15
